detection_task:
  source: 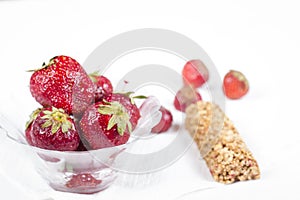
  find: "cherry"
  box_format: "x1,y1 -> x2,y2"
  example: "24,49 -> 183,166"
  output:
151,106 -> 173,133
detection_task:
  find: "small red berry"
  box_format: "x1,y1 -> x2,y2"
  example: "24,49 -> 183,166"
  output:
182,59 -> 209,88
151,106 -> 173,133
174,86 -> 202,112
223,70 -> 249,99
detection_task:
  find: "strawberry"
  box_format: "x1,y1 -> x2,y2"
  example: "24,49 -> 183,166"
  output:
29,55 -> 95,115
182,59 -> 209,88
25,106 -> 80,151
151,106 -> 173,133
174,85 -> 202,112
89,72 -> 113,102
223,70 -> 249,99
79,93 -> 140,150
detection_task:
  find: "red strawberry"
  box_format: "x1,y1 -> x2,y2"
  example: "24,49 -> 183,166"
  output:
25,106 -> 80,151
79,93 -> 140,150
89,72 -> 113,102
223,70 -> 249,99
151,106 -> 173,133
182,59 -> 209,88
174,85 -> 202,112
29,55 -> 95,115
66,173 -> 102,189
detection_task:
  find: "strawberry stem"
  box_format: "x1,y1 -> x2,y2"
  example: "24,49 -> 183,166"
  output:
88,71 -> 101,83
41,107 -> 73,134
114,92 -> 148,104
27,57 -> 55,72
98,101 -> 132,136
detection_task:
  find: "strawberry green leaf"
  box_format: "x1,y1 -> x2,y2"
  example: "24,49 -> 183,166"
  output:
107,115 -> 117,130
61,122 -> 70,133
132,95 -> 148,99
98,101 -> 133,136
131,95 -> 148,104
43,110 -> 53,115
41,115 -> 51,119
48,56 -> 57,65
89,75 -> 97,83
117,119 -> 128,136
127,121 -> 133,133
89,71 -> 100,83
98,105 -> 115,115
42,120 -> 52,129
117,126 -> 125,136
25,108 -> 42,129
51,121 -> 61,134
57,108 -> 66,113
89,71 -> 100,77
122,91 -> 135,97
36,107 -> 73,135
114,92 -> 147,104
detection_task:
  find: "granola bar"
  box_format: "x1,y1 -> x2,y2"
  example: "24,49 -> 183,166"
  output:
185,101 -> 260,184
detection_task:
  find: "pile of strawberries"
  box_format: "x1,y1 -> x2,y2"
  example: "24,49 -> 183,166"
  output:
25,55 -> 248,152
25,55 -> 158,151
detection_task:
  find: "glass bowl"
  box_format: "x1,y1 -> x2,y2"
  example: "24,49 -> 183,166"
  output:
0,97 -> 161,194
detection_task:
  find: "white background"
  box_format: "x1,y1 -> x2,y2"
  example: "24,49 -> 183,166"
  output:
1,0 -> 300,199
